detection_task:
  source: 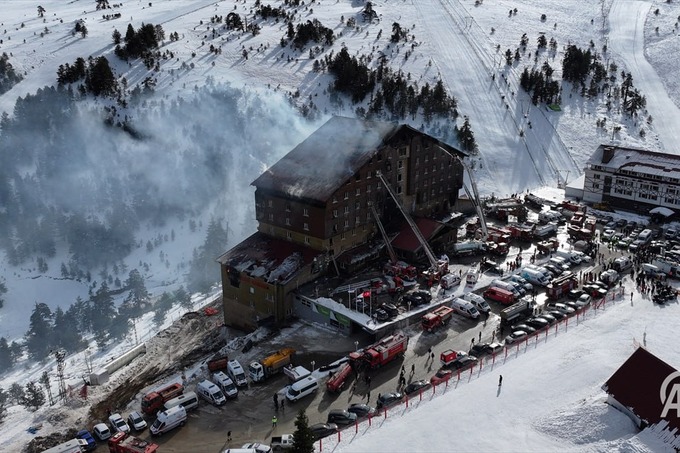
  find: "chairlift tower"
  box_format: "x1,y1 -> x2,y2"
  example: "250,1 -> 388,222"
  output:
54,349 -> 67,401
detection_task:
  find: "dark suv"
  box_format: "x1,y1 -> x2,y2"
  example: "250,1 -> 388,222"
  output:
380,303 -> 399,318
327,409 -> 358,426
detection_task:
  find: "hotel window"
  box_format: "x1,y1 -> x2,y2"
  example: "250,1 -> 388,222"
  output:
397,173 -> 403,182
285,218 -> 291,226
333,209 -> 338,218
355,201 -> 361,210
267,200 -> 273,208
304,236 -> 310,245
303,208 -> 309,217
344,219 -> 350,228
268,213 -> 274,221
341,232 -> 346,240
399,146 -> 407,156
303,222 -> 309,231
356,188 -> 361,196
397,185 -> 402,194
344,191 -> 349,200
332,196 -> 337,203
250,287 -> 255,294
356,216 -> 361,225
286,231 -> 292,240
344,206 -> 350,214
285,203 -> 291,212
398,160 -> 403,169
367,185 -> 372,193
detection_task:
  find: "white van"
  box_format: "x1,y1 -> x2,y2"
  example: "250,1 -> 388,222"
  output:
43,438 -> 89,453
538,211 -> 563,224
440,273 -> 461,290
638,229 -> 653,243
212,371 -> 238,398
164,391 -> 199,412
286,375 -> 319,402
524,264 -> 552,281
462,292 -> 490,314
227,360 -> 248,387
150,405 -> 187,436
490,279 -> 521,298
520,268 -> 549,287
451,298 -> 480,319
196,379 -> 227,406
555,250 -> 581,265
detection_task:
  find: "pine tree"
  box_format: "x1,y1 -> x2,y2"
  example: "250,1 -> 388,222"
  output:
39,371 -> 54,406
8,382 -> 25,405
0,337 -> 13,373
291,409 -> 314,453
112,29 -> 121,44
22,381 -> 45,411
24,302 -> 53,361
53,306 -> 85,353
457,116 -> 477,154
120,269 -> 148,317
174,286 -> 192,310
0,387 -> 7,424
90,282 -> 115,347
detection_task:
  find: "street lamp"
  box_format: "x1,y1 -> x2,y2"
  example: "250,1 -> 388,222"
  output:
354,341 -> 359,351
311,360 -> 316,372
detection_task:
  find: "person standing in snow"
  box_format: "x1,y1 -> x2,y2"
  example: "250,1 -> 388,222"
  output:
498,375 -> 503,386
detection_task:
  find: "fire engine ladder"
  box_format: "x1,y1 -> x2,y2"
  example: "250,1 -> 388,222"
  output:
376,172 -> 439,271
370,205 -> 397,264
457,158 -> 489,241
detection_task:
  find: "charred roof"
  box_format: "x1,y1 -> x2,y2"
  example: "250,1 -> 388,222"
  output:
216,232 -> 322,284
252,116 -> 464,203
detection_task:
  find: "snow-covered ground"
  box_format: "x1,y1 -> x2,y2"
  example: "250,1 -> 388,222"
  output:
330,282 -> 678,452
2,0 -> 680,450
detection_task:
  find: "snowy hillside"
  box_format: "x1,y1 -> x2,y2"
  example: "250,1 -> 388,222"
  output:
2,0 -> 680,450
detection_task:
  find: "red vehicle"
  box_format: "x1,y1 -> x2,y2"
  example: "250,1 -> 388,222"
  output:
546,273 -> 578,300
326,362 -> 353,393
430,369 -> 453,386
207,355 -> 229,372
141,382 -> 184,415
108,432 -> 159,453
421,306 -> 454,332
349,331 -> 408,370
439,350 -> 466,367
483,287 -> 515,305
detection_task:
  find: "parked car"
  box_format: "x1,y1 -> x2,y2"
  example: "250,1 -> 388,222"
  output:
576,294 -> 592,306
523,317 -> 550,330
327,409 -> 358,426
374,308 -> 390,322
76,429 -> 96,452
508,275 -> 533,292
481,260 -> 504,275
535,313 -> 557,324
380,303 -> 399,318
430,369 -> 453,386
445,355 -> 479,371
241,443 -> 273,453
376,392 -> 404,409
504,330 -> 529,345
567,289 -> 585,300
108,413 -> 130,434
93,423 -> 112,441
310,423 -> 338,440
404,380 -> 432,395
401,292 -> 429,307
616,218 -> 627,227
545,302 -> 575,315
127,411 -> 147,431
470,342 -> 503,358
546,309 -> 567,320
604,221 -> 617,230
510,323 -> 537,335
347,403 -> 376,419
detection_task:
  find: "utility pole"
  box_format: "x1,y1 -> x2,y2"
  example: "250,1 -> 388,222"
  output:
54,349 -> 67,401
